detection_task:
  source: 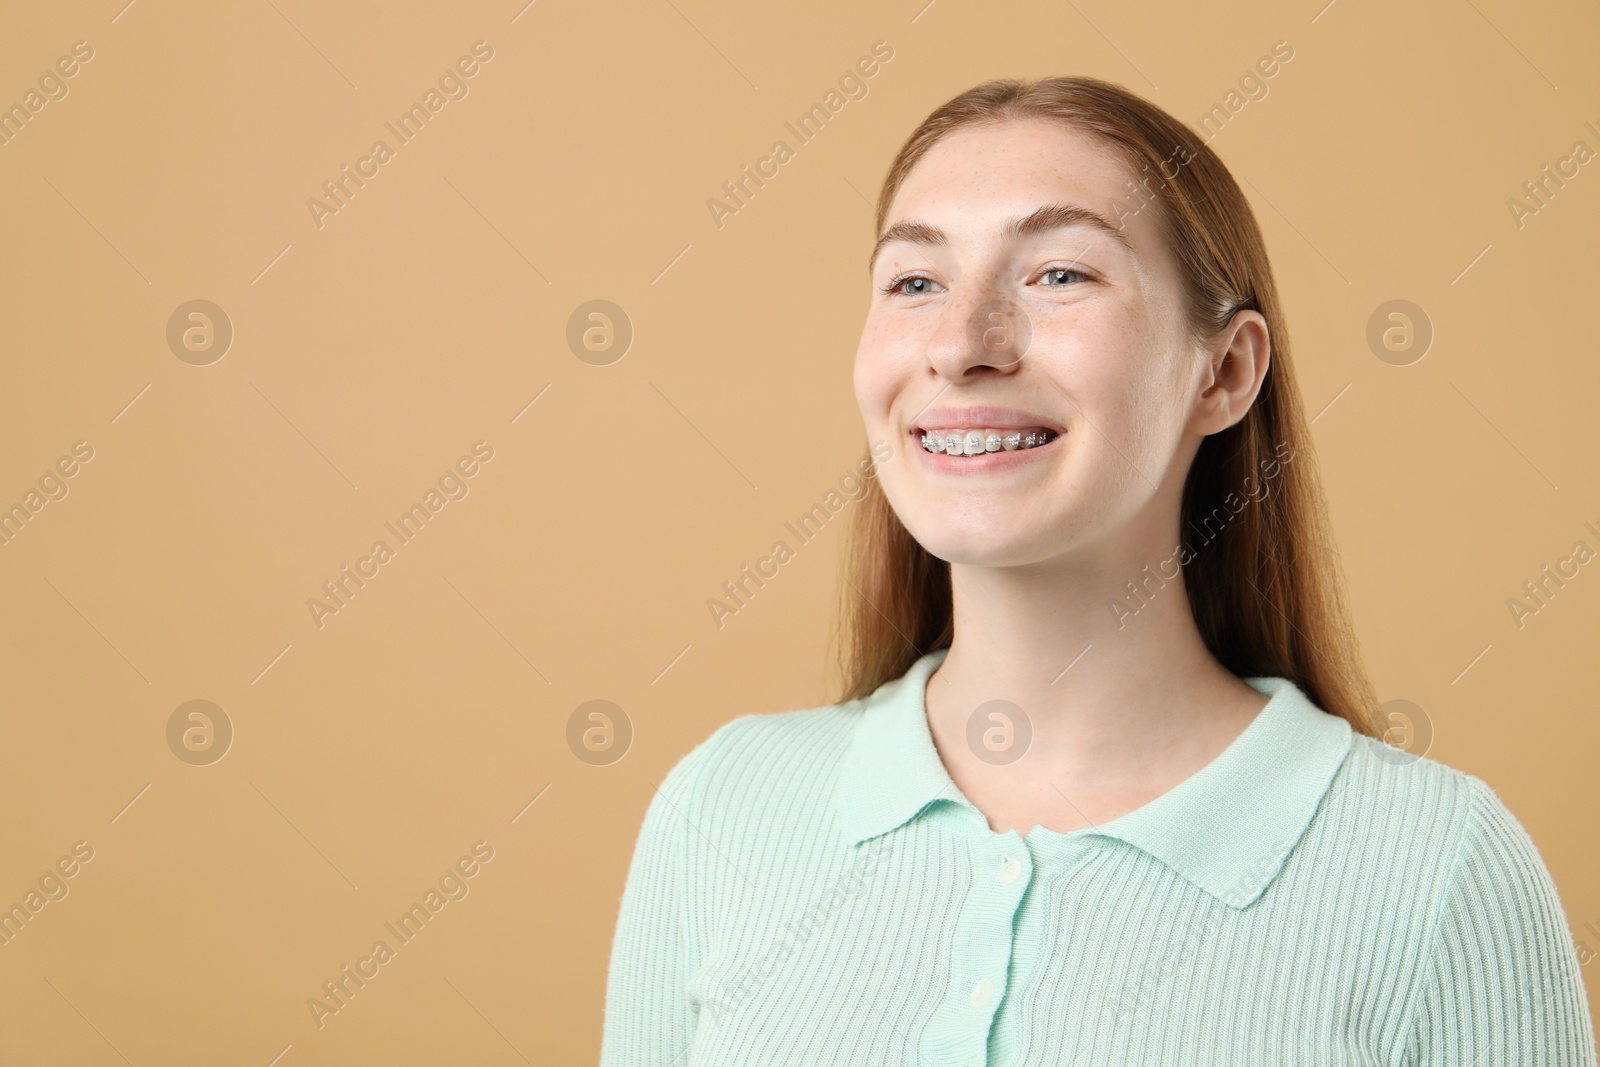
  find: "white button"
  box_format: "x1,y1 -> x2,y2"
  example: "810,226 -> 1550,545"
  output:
970,978 -> 993,1006
998,856 -> 1021,884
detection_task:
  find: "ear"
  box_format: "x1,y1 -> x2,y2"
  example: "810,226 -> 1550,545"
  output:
1190,309 -> 1270,436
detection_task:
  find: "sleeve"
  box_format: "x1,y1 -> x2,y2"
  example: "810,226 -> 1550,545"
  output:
1403,775 -> 1598,1066
599,722 -> 730,1067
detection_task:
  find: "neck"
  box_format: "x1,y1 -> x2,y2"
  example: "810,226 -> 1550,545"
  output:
928,533 -> 1264,788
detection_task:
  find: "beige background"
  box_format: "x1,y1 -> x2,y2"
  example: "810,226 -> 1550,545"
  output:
1,0 -> 1597,1062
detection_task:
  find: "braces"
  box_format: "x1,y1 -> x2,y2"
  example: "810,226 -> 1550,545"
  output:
920,429 -> 1059,455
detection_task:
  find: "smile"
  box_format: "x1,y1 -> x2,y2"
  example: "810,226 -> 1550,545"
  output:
910,426 -> 1064,472
917,427 -> 1060,455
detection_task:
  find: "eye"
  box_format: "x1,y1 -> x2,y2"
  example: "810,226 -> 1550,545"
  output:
878,273 -> 943,297
1036,266 -> 1092,287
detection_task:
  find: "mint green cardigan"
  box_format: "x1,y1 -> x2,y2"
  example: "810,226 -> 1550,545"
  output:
602,647 -> 1596,1064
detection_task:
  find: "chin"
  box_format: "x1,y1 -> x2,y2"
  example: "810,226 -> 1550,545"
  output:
905,520 -> 1055,568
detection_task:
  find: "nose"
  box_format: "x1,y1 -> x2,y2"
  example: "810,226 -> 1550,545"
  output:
923,280 -> 1032,381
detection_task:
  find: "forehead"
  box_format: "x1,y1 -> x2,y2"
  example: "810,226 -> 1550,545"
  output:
883,117 -> 1157,252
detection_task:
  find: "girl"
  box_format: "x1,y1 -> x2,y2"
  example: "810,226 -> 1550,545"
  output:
601,76 -> 1596,1066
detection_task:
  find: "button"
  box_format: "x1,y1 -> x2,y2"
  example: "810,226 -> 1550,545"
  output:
970,978 -> 993,1006
998,856 -> 1021,884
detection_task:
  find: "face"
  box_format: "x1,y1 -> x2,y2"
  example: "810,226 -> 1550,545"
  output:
854,117 -> 1263,569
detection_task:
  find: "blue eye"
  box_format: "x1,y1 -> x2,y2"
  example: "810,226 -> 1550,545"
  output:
879,274 -> 941,296
1039,267 -> 1090,286
878,267 -> 1092,297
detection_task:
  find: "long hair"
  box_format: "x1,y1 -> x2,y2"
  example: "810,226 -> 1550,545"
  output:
832,75 -> 1381,738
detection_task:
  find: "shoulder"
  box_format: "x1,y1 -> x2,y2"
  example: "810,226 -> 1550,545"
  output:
1351,745 -> 1597,1063
1327,733 -> 1476,830
1331,733 -> 1563,859
1325,734 -> 1569,886
1331,739 -> 1580,972
1310,734 -> 1582,954
1311,738 -> 1594,1062
653,699 -> 868,826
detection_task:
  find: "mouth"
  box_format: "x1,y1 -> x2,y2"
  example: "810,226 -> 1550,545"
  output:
911,425 -> 1063,456
908,424 -> 1065,473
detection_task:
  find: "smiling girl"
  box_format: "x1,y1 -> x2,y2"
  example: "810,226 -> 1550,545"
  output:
601,76 -> 1596,1066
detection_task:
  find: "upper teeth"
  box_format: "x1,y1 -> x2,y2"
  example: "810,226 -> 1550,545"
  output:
919,428 -> 1059,455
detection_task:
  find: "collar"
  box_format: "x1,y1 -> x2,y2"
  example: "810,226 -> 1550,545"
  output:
836,647 -> 1353,909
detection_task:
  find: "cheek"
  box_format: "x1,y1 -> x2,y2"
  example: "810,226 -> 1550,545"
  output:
853,319 -> 907,419
1107,350 -> 1186,446
1116,358 -> 1195,469
1039,305 -> 1149,406
1042,307 -> 1188,456
851,347 -> 881,419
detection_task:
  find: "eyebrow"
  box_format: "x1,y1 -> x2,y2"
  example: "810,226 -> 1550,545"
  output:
868,202 -> 1132,272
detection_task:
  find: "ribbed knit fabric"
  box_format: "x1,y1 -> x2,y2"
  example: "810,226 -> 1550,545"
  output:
601,647 -> 1596,1065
